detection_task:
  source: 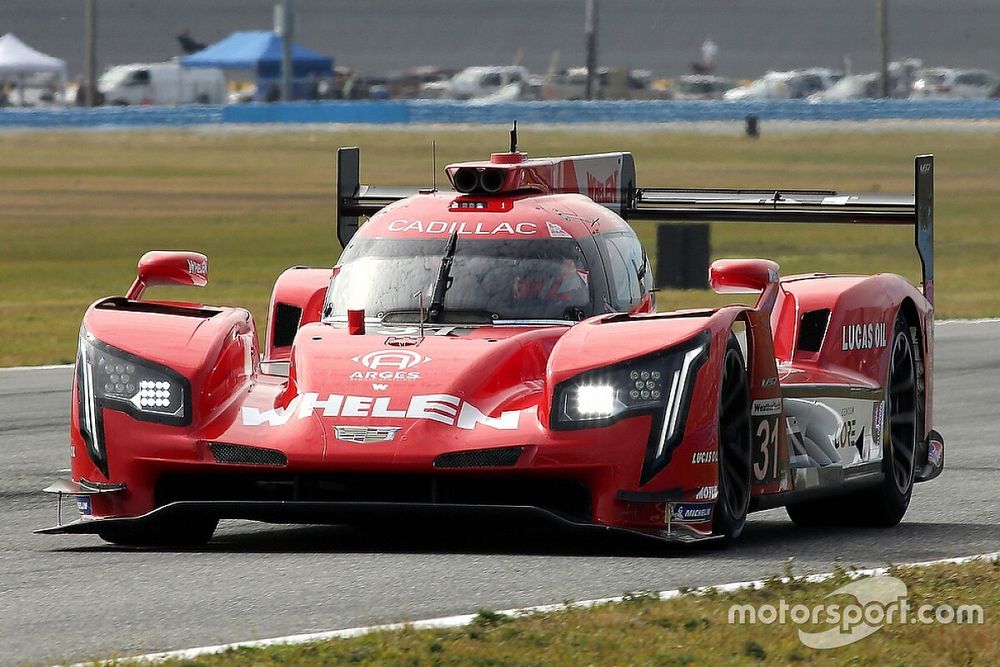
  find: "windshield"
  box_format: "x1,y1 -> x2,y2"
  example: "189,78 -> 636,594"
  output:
325,237 -> 595,323
98,67 -> 130,89
917,71 -> 948,85
827,76 -> 869,96
452,70 -> 483,88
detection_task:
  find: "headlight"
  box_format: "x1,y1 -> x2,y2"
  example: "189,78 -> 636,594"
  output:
79,333 -> 188,422
77,331 -> 191,476
552,332 -> 710,484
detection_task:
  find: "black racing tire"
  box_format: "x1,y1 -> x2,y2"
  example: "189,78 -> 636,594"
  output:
98,516 -> 218,548
787,313 -> 919,528
712,336 -> 752,542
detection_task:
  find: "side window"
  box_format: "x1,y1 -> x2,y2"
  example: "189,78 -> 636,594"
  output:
602,233 -> 643,309
129,69 -> 150,86
638,246 -> 653,294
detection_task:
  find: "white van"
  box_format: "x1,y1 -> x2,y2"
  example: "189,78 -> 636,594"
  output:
421,66 -> 530,101
98,62 -> 226,106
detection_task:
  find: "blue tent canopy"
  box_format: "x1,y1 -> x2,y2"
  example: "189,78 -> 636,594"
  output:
180,31 -> 333,79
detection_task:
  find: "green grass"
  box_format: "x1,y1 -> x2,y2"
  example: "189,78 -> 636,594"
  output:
1,128 -> 999,366
90,559 -> 999,666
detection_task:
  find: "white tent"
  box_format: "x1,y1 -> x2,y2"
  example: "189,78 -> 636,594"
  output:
0,33 -> 67,105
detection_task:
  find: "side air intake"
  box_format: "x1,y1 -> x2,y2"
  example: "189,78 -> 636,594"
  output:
209,443 -> 288,467
797,309 -> 831,352
433,446 -> 524,469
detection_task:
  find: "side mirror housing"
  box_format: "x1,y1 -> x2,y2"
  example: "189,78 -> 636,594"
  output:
126,251 -> 208,300
709,258 -> 780,295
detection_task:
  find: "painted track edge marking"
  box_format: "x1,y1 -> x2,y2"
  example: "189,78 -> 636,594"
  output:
0,363 -> 73,372
61,550 -> 1000,667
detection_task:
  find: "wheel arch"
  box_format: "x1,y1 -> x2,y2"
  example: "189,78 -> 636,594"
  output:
895,295 -> 930,468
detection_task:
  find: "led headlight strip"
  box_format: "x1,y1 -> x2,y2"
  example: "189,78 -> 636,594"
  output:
551,331 -> 710,484
655,344 -> 708,460
77,338 -> 103,473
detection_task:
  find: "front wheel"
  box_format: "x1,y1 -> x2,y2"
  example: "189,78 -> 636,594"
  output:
713,338 -> 752,541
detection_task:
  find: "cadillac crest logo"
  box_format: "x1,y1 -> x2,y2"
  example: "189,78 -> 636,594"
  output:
333,425 -> 402,444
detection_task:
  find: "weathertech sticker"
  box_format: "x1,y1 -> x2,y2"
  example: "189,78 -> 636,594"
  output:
751,398 -> 782,416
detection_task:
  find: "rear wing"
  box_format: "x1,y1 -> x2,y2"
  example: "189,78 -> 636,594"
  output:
337,148 -> 934,303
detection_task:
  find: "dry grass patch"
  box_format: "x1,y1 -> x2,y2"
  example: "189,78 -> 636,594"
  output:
1,128 -> 998,365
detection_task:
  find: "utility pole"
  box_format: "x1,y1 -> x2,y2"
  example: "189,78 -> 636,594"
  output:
584,0 -> 598,100
877,0 -> 890,97
84,0 -> 97,107
276,0 -> 294,101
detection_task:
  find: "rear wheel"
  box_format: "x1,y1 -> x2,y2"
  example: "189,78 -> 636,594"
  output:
787,314 -> 919,527
98,516 -> 218,548
866,315 -> 919,525
712,338 -> 752,541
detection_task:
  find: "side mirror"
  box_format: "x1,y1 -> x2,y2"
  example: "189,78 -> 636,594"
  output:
126,251 -> 208,300
710,258 -> 780,294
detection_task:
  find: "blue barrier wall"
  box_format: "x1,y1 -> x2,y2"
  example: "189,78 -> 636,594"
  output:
1,99 -> 997,129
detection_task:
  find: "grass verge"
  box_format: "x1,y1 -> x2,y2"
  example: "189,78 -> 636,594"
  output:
1,128 -> 998,365
88,558 -> 999,666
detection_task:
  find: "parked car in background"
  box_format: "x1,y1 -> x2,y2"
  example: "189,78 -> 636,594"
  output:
538,67 -> 662,100
785,68 -> 842,98
383,66 -> 458,99
723,71 -> 793,100
99,62 -> 226,105
808,60 -> 923,102
725,68 -> 841,101
421,66 -> 530,101
808,72 -> 882,101
670,75 -> 738,100
910,68 -> 999,99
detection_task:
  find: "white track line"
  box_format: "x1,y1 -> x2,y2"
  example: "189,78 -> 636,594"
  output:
65,550 -> 999,667
935,317 -> 1000,325
0,363 -> 72,372
5,319 -> 1000,373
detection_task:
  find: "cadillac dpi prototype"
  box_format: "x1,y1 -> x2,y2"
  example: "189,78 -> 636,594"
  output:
40,137 -> 944,546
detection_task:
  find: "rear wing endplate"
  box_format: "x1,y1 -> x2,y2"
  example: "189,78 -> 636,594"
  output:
337,148 -> 933,303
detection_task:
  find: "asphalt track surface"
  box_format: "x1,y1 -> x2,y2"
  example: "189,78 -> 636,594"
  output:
1,321 -> 998,666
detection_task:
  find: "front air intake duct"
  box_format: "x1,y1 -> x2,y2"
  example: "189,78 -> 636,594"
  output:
478,168 -> 506,193
453,167 -> 480,194
452,167 -> 508,194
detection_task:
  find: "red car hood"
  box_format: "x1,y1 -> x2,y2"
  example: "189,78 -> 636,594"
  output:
226,316 -> 714,466
287,322 -> 564,420
227,323 -> 569,464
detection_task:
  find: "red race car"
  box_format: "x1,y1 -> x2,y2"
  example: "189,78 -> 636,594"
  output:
40,134 -> 944,546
